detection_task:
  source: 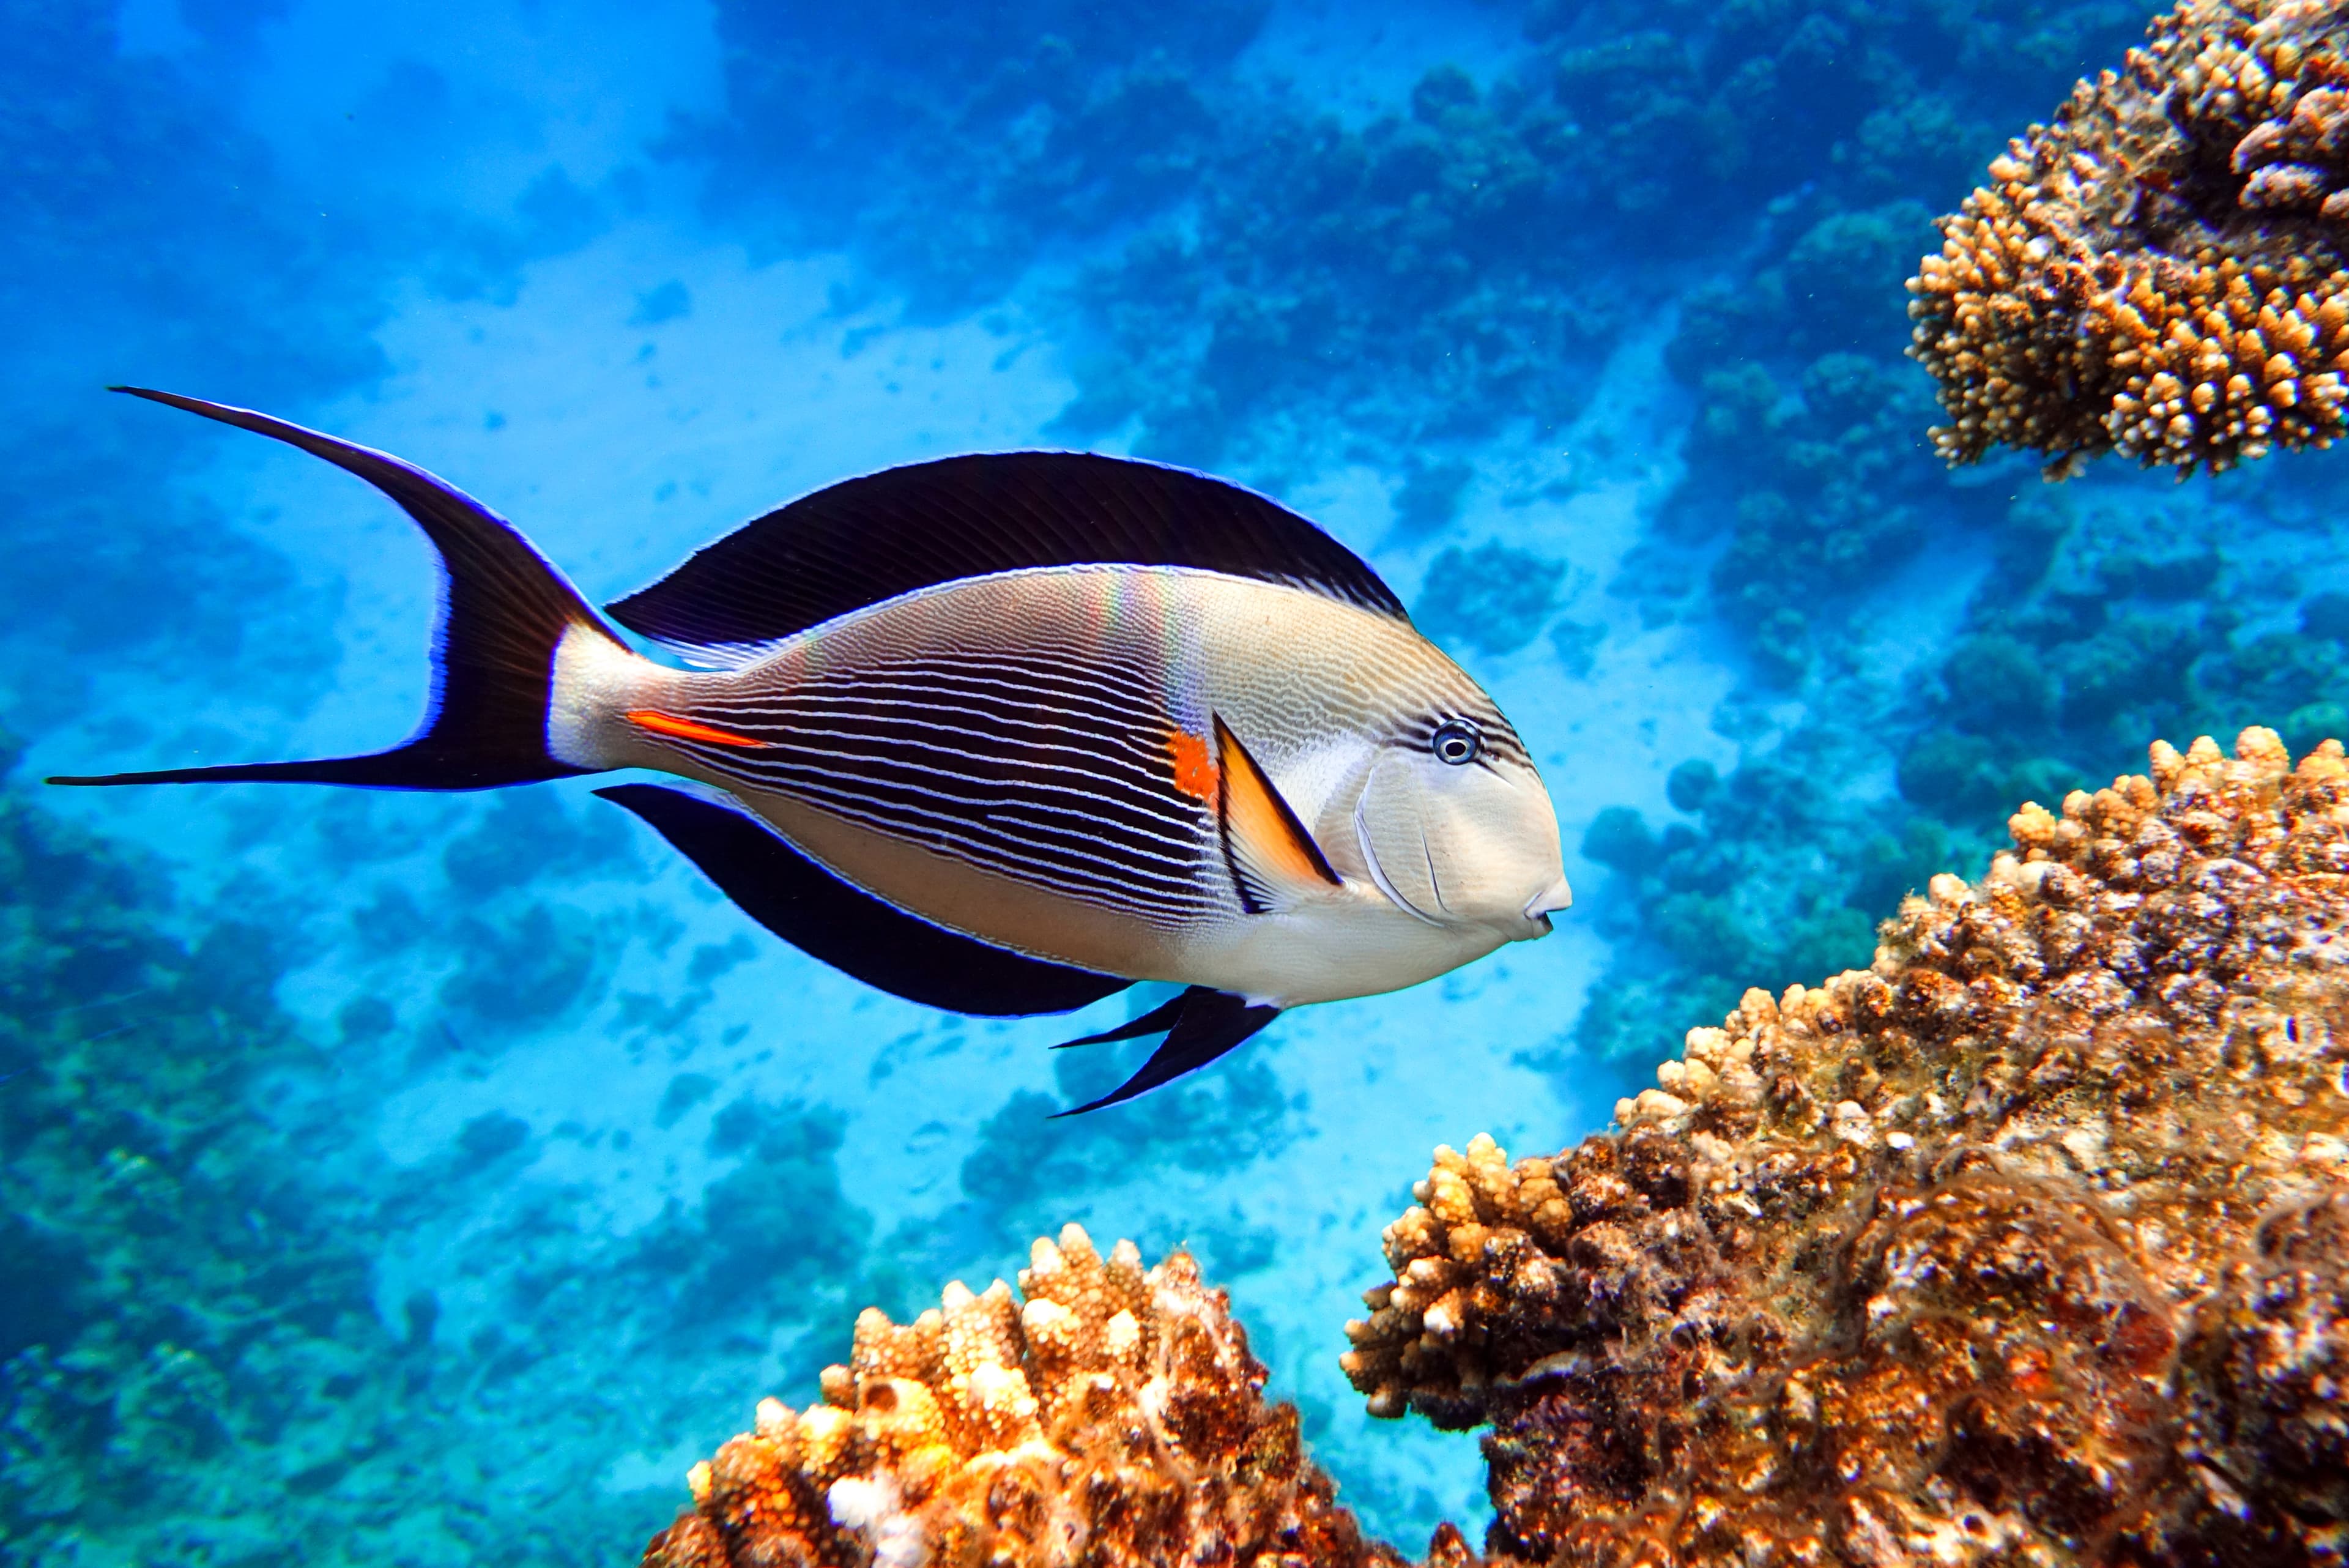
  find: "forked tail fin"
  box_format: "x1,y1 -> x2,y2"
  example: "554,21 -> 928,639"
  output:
50,387 -> 620,791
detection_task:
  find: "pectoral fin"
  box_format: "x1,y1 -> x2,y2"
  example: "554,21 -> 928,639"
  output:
1214,715 -> 1340,913
1052,986 -> 1282,1115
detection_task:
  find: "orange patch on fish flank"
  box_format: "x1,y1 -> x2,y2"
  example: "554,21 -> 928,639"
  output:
625,709 -> 765,749
1169,729 -> 1219,803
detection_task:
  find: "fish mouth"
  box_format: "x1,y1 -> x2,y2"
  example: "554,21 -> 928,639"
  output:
1523,876 -> 1573,921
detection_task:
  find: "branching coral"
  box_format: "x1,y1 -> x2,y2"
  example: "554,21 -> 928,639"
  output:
1910,0 -> 2349,475
642,1224 -> 1397,1568
1348,727 -> 2349,1565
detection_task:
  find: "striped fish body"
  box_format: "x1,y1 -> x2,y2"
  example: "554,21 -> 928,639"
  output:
553,565 -> 1554,1008
61,391 -> 1571,1110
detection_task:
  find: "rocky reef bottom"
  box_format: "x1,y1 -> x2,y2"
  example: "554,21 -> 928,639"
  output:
644,729 -> 2349,1568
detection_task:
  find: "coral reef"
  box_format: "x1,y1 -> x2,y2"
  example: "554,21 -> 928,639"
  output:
1348,727 -> 2349,1565
705,1 -> 2146,474
0,751 -> 891,1566
642,1224 -> 1396,1568
1619,0 -> 2149,697
1564,737 -> 1897,1068
0,765 -> 410,1557
1911,0 -> 2349,476
1577,1 -> 2158,1069
643,729 -> 2349,1567
1597,232 -> 2349,1085
0,0 -> 376,694
957,1051 -> 1297,1243
1414,543 -> 1567,660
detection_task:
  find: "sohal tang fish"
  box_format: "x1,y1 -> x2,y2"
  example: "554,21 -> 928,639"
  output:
57,389 -> 1572,1112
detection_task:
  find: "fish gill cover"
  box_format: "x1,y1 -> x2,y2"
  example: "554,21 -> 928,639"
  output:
7,0 -> 2349,1562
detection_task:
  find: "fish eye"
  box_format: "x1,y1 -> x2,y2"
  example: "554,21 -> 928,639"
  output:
1430,718 -> 1482,766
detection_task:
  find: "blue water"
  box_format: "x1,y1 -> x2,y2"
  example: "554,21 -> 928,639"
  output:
10,1 -> 2349,1561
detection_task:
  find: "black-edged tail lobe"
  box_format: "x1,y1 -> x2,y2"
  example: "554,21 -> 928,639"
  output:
48,388 -> 615,791
595,782 -> 1130,1018
1053,987 -> 1280,1115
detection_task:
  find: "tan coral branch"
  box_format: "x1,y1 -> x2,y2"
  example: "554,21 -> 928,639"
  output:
1908,0 -> 2349,476
643,1224 -> 1401,1568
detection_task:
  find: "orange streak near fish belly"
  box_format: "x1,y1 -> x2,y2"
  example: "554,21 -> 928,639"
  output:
625,709 -> 766,748
1169,730 -> 1219,802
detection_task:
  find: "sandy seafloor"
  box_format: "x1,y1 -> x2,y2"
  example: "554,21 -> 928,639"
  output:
15,0 -> 2348,1562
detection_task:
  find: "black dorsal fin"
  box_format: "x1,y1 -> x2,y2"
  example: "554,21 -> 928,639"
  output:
605,451 -> 1407,658
595,782 -> 1130,1018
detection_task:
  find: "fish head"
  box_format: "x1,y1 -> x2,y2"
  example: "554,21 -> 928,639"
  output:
1346,710 -> 1568,942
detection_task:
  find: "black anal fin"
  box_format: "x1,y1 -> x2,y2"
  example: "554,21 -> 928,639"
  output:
1052,990 -> 1190,1049
1052,987 -> 1281,1115
596,783 -> 1129,1018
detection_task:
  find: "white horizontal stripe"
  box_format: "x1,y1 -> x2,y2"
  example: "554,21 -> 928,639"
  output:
704,666 -> 1171,736
872,648 -> 1168,696
716,732 -> 1200,838
700,677 -> 1176,759
738,676 -> 1170,738
875,652 -> 1170,711
761,786 -> 1206,891
711,754 -> 1208,880
733,780 -> 1206,921
748,726 -> 1203,841
714,691 -> 1175,783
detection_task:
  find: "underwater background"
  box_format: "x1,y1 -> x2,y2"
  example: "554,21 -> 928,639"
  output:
10,0 -> 2349,1560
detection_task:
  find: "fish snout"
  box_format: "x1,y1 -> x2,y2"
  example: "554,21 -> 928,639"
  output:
1519,874 -> 1573,936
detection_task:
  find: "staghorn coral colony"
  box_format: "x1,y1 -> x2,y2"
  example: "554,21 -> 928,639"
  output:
1910,0 -> 2349,475
642,1224 -> 1395,1568
1348,728 -> 2349,1566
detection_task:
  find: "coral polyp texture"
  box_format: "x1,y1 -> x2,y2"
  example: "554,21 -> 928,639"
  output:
1346,727 -> 2349,1567
640,1224 -> 1398,1568
1909,0 -> 2349,476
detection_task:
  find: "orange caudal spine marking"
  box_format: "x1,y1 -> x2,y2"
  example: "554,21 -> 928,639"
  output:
625,710 -> 766,749
1169,729 -> 1220,803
